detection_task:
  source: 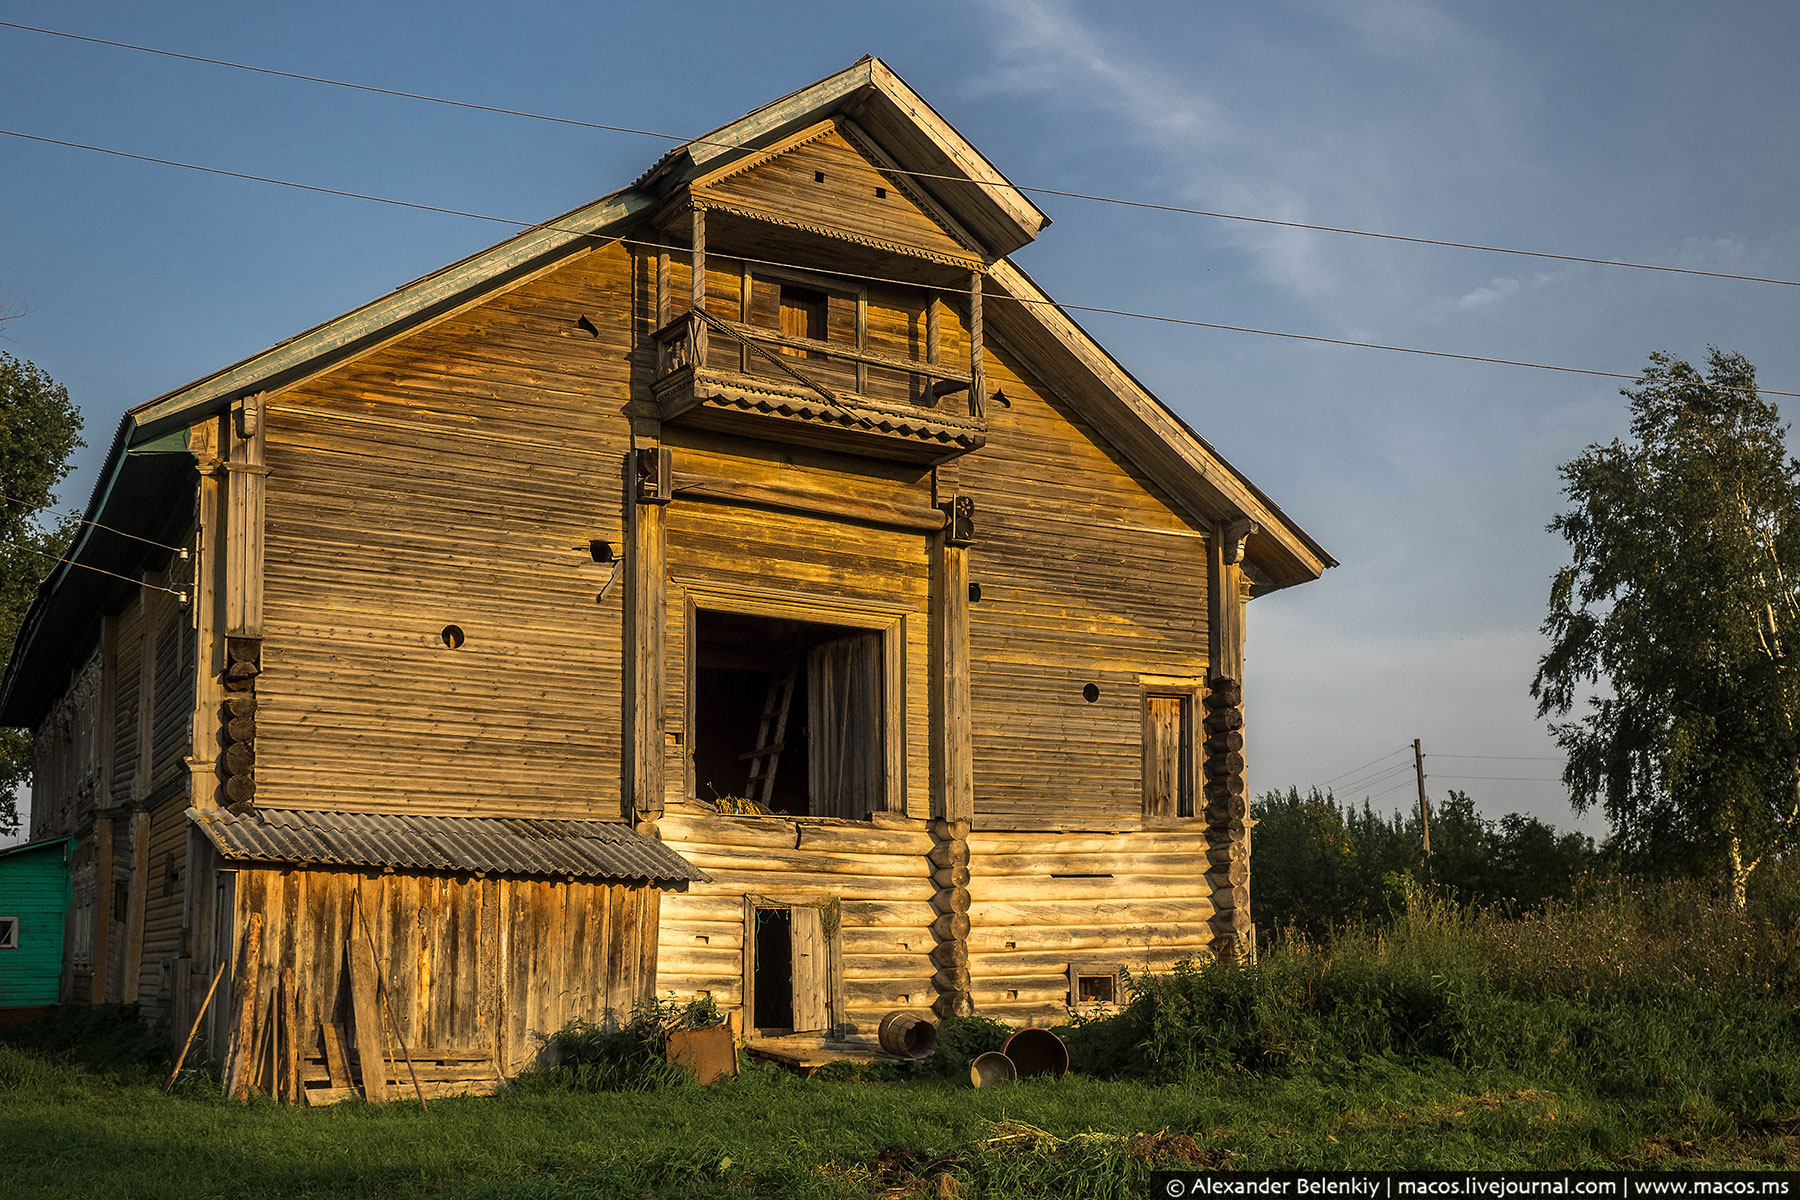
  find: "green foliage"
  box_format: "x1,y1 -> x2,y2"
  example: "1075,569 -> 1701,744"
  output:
1535,349 -> 1800,901
1082,876 -> 1800,1109
909,1012 -> 1014,1079
1251,786 -> 1600,938
533,992 -> 726,1092
0,350 -> 84,839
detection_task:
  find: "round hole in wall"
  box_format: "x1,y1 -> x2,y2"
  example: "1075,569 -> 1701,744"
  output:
968,582 -> 982,603
1082,682 -> 1100,703
441,624 -> 466,650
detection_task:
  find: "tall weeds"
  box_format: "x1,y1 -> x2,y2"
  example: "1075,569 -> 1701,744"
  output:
1072,873 -> 1800,1110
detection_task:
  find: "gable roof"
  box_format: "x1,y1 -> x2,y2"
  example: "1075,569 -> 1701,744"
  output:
1,56 -> 1332,727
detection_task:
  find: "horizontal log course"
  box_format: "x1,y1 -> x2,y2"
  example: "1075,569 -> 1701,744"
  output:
966,897 -> 1221,928
658,894 -> 930,927
971,852 -> 1209,877
795,822 -> 934,855
658,920 -> 745,950
965,920 -> 1216,954
968,945 -> 1205,979
671,844 -> 930,879
841,927 -> 934,954
680,873 -> 933,904
967,874 -> 1217,904
966,828 -> 1211,855
841,954 -> 936,982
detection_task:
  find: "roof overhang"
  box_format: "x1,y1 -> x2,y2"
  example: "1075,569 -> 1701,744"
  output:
633,56 -> 1049,259
986,261 -> 1335,590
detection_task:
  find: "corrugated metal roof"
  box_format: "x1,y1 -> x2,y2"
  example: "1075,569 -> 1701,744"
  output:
187,808 -> 708,886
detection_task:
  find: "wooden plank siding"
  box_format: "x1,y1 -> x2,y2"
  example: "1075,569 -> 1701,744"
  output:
225,866 -> 658,1074
938,342 -> 1212,824
654,807 -> 936,1045
134,796 -> 190,1025
965,826 -> 1216,1024
255,242 -> 643,818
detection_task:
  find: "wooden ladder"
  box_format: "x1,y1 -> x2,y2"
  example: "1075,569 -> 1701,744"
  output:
742,666 -> 799,805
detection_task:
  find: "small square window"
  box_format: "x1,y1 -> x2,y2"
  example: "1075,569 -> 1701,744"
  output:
1067,961 -> 1122,1009
0,916 -> 18,950
1076,973 -> 1115,1005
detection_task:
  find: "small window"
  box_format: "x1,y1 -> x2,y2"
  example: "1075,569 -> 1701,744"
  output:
0,916 -> 18,950
1077,973 -> 1116,1005
1068,961 -> 1121,1009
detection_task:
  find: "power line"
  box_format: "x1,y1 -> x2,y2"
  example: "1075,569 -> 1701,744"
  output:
1430,753 -> 1563,761
11,540 -> 187,600
1433,774 -> 1565,783
1333,760 -> 1416,795
8,126 -> 1800,403
0,489 -> 189,556
1319,746 -> 1410,786
5,18 -> 1796,291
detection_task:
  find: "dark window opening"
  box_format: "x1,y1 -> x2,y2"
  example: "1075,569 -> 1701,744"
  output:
875,186 -> 887,198
0,916 -> 17,950
1076,973 -> 1116,1005
693,610 -> 884,818
752,908 -> 793,1031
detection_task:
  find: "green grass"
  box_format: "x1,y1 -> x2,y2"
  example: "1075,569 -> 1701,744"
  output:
7,879 -> 1800,1197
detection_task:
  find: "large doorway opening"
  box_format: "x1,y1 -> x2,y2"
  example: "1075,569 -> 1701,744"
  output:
692,610 -> 885,818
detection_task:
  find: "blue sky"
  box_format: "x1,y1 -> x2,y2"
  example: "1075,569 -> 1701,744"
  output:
5,0 -> 1799,838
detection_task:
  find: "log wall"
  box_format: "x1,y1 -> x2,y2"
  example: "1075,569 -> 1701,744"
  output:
224,866 -> 660,1074
654,806 -> 937,1045
965,824 -> 1218,1024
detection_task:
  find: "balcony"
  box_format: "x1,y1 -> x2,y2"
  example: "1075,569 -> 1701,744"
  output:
649,310 -> 988,465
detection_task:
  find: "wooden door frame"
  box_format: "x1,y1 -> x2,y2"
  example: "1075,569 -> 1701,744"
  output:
740,893 -> 845,1037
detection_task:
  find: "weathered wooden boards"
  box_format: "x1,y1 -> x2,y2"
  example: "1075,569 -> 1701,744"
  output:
656,808 -> 936,1046
256,244 -> 635,819
938,344 -> 1212,825
224,866 -> 657,1087
964,826 -> 1217,1025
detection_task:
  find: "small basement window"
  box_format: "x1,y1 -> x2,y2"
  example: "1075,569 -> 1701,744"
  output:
1068,962 -> 1121,1009
0,916 -> 17,950
693,610 -> 886,819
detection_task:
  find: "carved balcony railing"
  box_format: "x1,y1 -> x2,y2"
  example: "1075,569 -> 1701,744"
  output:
649,309 -> 987,465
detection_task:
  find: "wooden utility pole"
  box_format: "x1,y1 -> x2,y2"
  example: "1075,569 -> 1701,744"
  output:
1414,738 -> 1432,855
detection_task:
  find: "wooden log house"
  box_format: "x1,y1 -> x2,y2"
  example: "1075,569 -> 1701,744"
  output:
1,57 -> 1333,1074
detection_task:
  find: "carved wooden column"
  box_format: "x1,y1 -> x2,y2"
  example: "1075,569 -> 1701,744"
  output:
1205,518 -> 1256,956
929,496 -> 975,1018
624,447 -> 671,829
219,395 -> 266,811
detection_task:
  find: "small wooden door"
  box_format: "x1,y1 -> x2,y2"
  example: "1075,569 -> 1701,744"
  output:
779,285 -> 827,356
789,906 -> 829,1032
807,632 -> 884,819
1142,695 -> 1192,817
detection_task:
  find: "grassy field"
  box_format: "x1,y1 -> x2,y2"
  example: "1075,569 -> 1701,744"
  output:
6,880 -> 1800,1198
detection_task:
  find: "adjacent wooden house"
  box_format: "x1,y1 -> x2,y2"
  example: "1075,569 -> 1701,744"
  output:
2,57 -> 1332,1075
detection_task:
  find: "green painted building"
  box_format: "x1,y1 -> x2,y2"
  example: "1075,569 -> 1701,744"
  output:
0,837 -> 74,1009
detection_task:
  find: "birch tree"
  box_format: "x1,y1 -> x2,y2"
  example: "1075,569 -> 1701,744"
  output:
1534,349 -> 1800,906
